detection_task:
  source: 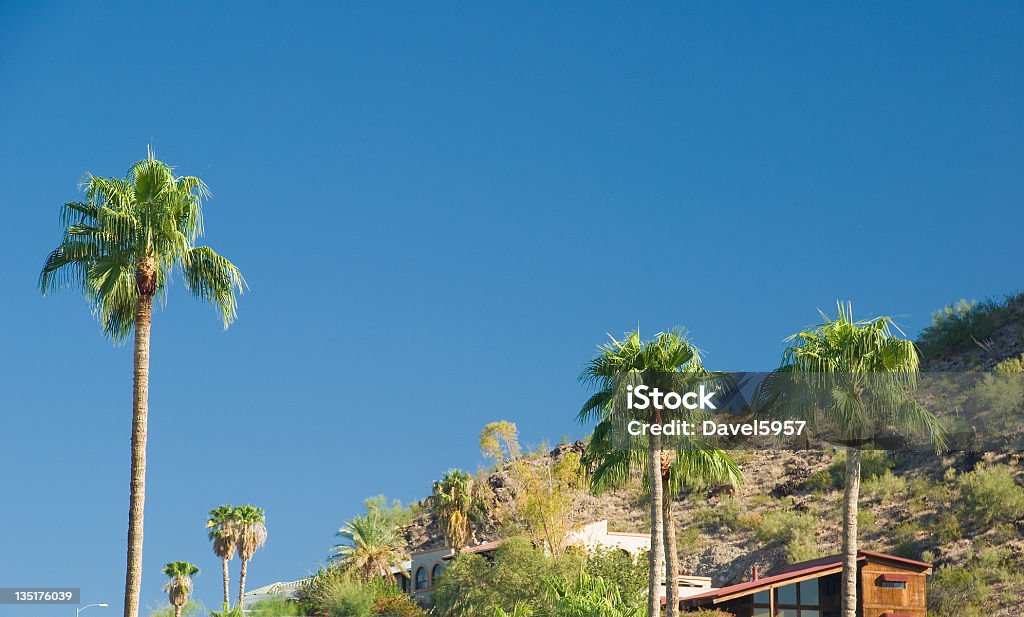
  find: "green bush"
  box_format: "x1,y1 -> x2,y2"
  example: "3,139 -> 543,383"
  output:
862,470 -> 906,502
928,566 -> 990,617
695,496 -> 753,531
249,597 -> 304,617
584,547 -> 647,598
958,465 -> 1024,527
995,353 -> 1024,373
757,510 -> 819,563
827,451 -> 893,489
297,566 -> 402,617
918,299 -> 998,357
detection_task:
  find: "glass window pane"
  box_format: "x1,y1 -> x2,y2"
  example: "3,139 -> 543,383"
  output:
777,584 -> 797,605
800,580 -> 820,606
779,610 -> 798,617
752,608 -> 771,617
753,590 -> 770,604
801,610 -> 820,617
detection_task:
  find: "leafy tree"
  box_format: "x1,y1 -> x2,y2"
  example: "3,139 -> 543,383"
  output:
40,151 -> 244,617
584,548 -> 648,601
497,453 -> 584,556
433,470 -> 474,552
331,510 -> 408,579
757,303 -> 945,617
235,505 -> 268,607
481,421 -> 522,464
161,562 -> 199,617
207,505 -> 240,609
363,495 -> 420,528
433,538 -> 583,617
579,329 -> 740,617
298,568 -> 402,617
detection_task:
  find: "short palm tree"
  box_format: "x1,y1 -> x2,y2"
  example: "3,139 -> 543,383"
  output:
40,150 -> 244,617
758,303 -> 945,617
206,505 -> 239,609
234,505 -> 268,608
162,561 -> 200,617
580,329 -> 739,617
331,511 -> 408,579
432,470 -> 474,553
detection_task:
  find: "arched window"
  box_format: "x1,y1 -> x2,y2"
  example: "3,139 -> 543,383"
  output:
432,563 -> 443,583
415,567 -> 428,590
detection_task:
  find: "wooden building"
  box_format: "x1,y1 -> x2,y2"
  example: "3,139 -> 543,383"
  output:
679,550 -> 931,617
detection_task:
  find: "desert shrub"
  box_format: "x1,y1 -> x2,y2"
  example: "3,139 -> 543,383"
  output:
857,509 -> 877,534
891,521 -> 922,559
928,566 -> 990,617
995,353 -> 1024,373
932,511 -> 963,543
676,526 -> 701,557
757,510 -> 819,563
695,496 -> 750,531
862,470 -> 906,502
249,597 -> 304,617
806,469 -> 834,493
958,465 -> 1024,527
827,451 -> 893,489
918,298 -> 998,357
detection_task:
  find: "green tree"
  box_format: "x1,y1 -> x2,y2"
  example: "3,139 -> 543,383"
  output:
758,303 -> 945,617
433,470 -> 474,552
480,421 -> 522,465
162,562 -> 199,617
497,454 -> 584,556
579,329 -> 740,617
331,510 -> 408,579
540,570 -> 643,617
206,505 -> 239,609
234,505 -> 268,607
40,151 -> 244,617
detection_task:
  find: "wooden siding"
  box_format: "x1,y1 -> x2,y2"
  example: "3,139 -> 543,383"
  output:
859,560 -> 927,617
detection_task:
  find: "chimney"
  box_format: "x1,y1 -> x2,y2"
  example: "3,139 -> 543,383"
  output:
752,566 -> 759,581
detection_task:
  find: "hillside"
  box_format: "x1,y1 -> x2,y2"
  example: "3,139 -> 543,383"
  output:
396,294 -> 1024,616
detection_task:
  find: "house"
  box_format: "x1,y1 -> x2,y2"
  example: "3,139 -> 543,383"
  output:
407,519 -> 652,606
679,550 -> 932,617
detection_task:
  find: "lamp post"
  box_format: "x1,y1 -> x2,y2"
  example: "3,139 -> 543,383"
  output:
76,603 -> 109,617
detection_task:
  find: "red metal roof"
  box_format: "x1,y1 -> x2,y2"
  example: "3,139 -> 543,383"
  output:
680,551 -> 931,607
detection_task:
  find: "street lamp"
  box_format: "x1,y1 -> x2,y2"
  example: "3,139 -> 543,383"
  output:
76,603 -> 109,617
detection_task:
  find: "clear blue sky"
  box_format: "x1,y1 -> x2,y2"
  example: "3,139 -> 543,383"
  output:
1,2 -> 1021,615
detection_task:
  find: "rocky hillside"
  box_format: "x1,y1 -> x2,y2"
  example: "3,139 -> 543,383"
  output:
398,294 -> 1024,616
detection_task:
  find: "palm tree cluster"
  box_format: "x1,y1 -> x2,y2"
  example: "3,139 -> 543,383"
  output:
579,329 -> 742,617
207,504 -> 268,611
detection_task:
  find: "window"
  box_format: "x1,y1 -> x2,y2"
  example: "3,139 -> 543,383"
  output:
878,580 -> 907,589
799,580 -> 819,605
777,584 -> 797,605
432,564 -> 443,582
752,580 -> 822,617
415,567 -> 428,590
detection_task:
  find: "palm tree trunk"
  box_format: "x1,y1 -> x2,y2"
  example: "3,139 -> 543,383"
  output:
238,558 -> 249,610
174,606 -> 183,617
662,473 -> 678,617
123,293 -> 153,617
647,412 -> 665,617
221,557 -> 231,608
841,448 -> 861,617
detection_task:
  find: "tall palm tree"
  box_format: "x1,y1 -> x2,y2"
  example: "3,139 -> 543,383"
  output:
162,561 -> 200,617
331,511 -> 408,579
580,329 -> 730,617
581,380 -> 741,617
234,505 -> 267,609
206,505 -> 239,609
40,150 -> 244,617
758,303 -> 945,617
432,469 -> 474,553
